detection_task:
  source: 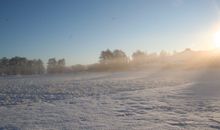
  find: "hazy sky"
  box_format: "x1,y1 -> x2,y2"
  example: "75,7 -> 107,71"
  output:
1,0 -> 220,65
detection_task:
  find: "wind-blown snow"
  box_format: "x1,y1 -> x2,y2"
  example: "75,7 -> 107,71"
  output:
0,69 -> 220,130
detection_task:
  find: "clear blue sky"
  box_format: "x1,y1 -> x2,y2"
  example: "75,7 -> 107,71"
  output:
1,0 -> 220,65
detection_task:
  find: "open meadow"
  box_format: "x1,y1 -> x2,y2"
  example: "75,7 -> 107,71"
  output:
0,69 -> 220,130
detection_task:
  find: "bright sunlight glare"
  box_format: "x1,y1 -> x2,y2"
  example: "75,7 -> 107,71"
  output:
214,31 -> 220,48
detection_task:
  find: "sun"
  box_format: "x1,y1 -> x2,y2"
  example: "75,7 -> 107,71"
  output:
214,31 -> 220,48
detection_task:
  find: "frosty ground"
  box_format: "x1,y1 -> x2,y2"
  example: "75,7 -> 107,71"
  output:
0,69 -> 220,130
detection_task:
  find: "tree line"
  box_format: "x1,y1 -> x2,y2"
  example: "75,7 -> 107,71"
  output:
88,49 -> 170,71
1,48 -> 220,75
0,57 -> 45,75
0,57 -> 67,75
89,48 -> 220,71
47,58 -> 66,73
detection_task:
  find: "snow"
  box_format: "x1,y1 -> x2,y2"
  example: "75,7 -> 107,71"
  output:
0,69 -> 220,130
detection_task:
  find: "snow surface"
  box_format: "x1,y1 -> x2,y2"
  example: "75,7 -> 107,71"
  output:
0,69 -> 220,130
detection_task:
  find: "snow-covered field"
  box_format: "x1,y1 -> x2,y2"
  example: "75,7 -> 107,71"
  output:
0,69 -> 220,130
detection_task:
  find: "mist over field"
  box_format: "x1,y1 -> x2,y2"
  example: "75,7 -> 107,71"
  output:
1,48 -> 220,75
1,49 -> 220,130
2,0 -> 220,129
1,69 -> 220,130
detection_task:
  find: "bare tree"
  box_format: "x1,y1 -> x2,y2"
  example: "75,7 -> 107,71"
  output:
57,58 -> 66,73
47,58 -> 57,74
99,49 -> 114,64
132,50 -> 147,65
